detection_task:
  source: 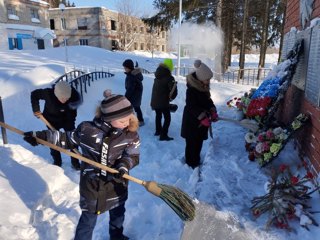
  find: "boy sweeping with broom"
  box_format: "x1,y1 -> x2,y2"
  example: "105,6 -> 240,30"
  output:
23,90 -> 139,240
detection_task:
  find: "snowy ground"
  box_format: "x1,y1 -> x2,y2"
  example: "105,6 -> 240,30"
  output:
0,46 -> 319,240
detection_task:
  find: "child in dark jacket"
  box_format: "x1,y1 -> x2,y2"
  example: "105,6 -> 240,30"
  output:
24,90 -> 140,240
150,58 -> 177,141
122,59 -> 144,126
181,60 -> 218,168
30,81 -> 82,169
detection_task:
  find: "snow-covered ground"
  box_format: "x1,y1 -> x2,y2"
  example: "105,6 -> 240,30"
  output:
0,46 -> 319,240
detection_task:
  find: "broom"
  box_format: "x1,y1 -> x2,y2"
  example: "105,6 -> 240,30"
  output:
0,121 -> 195,221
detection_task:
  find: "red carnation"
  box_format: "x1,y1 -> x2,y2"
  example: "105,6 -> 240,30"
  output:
306,171 -> 314,179
290,176 -> 299,185
279,164 -> 287,172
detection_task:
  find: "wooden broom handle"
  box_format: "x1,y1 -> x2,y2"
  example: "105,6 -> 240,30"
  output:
0,121 -> 145,186
39,114 -> 56,130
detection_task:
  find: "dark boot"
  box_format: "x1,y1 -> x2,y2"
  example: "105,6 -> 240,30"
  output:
71,158 -> 81,170
159,135 -> 174,141
50,148 -> 62,167
110,234 -> 129,240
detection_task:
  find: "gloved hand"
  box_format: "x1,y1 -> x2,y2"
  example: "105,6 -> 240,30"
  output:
113,167 -> 128,185
211,111 -> 219,122
33,111 -> 42,118
23,131 -> 38,146
200,117 -> 211,127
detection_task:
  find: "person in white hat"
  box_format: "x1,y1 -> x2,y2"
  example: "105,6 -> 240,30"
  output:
30,81 -> 82,169
181,60 -> 218,169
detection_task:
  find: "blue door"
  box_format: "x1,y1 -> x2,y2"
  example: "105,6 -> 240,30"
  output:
17,38 -> 23,50
8,38 -> 14,50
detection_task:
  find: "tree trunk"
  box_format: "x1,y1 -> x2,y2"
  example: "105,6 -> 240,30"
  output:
257,0 -> 271,80
278,0 -> 288,63
239,0 -> 249,80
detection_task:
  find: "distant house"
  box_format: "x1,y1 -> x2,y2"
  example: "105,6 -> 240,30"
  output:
278,0 -> 320,174
48,6 -> 167,52
0,0 -> 56,50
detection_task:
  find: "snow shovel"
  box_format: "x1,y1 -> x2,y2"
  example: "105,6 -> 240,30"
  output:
38,114 -> 56,131
218,117 -> 259,132
0,121 -> 195,222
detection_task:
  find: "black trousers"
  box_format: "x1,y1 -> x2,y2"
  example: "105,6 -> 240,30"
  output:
155,108 -> 171,136
134,106 -> 144,122
74,203 -> 126,240
185,136 -> 204,169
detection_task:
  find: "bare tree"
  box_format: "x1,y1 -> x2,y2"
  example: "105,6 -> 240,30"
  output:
115,0 -> 144,51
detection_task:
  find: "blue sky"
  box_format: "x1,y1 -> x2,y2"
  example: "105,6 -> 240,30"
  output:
72,0 -> 155,13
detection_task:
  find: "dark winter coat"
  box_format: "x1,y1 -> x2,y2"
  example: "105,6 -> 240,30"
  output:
125,68 -> 143,107
39,117 -> 140,214
31,86 -> 82,130
150,64 -> 176,110
181,73 -> 216,140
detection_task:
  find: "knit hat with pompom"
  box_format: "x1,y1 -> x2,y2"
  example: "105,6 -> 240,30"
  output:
194,60 -> 213,82
100,89 -> 133,122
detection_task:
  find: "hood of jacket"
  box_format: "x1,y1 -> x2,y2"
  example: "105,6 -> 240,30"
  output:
155,64 -> 172,79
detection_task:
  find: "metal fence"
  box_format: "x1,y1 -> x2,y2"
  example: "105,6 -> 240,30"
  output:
171,67 -> 271,86
56,70 -> 114,98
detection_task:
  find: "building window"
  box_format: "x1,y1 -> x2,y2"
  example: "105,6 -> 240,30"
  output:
79,39 -> 88,45
30,8 -> 39,19
140,43 -> 144,50
162,45 -> 165,51
61,18 -> 66,30
7,5 -> 17,15
50,19 -> 55,30
134,42 -> 137,50
111,20 -> 117,30
111,40 -> 119,50
77,18 -> 88,30
162,31 -> 165,38
140,27 -> 144,33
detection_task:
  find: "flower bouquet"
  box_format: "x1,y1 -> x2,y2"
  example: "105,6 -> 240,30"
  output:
226,90 -> 254,116
245,114 -> 309,166
251,165 -> 319,231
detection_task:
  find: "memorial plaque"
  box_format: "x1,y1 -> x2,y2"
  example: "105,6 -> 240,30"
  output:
292,29 -> 311,90
281,31 -> 297,61
305,24 -> 320,106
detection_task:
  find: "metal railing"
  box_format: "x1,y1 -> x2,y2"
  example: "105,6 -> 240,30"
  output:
55,70 -> 86,83
61,71 -> 114,98
171,66 -> 271,86
222,68 -> 272,86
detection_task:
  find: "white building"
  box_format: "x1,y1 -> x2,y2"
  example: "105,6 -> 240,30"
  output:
0,0 -> 55,50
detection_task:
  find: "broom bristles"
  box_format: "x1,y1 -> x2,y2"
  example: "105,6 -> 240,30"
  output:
158,184 -> 195,221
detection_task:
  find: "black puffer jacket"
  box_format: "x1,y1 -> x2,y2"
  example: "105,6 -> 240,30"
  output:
39,117 -> 140,213
150,64 -> 176,109
31,86 -> 82,129
125,68 -> 143,107
181,74 -> 216,140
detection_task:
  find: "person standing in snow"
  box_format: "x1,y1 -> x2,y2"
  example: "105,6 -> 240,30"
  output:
150,58 -> 177,141
30,81 -> 82,169
181,60 -> 218,169
23,90 -> 140,240
122,59 -> 145,126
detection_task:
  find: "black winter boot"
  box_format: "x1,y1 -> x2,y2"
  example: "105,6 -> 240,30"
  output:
110,234 -> 129,240
159,135 -> 174,141
71,158 -> 81,170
